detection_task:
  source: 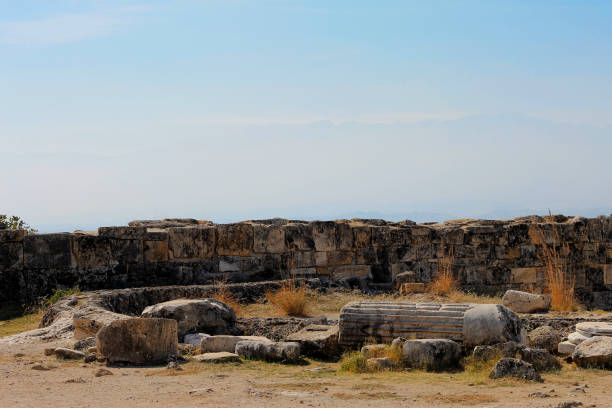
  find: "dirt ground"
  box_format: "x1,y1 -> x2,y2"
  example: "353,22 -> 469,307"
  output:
0,338 -> 609,408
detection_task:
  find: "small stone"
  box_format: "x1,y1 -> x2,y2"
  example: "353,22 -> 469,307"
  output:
558,341 -> 577,355
54,348 -> 86,360
193,352 -> 241,363
528,326 -> 562,353
95,368 -> 113,377
528,392 -> 550,398
555,401 -> 583,408
65,378 -> 86,383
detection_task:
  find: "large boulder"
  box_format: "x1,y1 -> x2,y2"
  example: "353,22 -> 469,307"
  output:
235,340 -> 301,363
502,290 -> 551,313
528,326 -> 562,353
518,347 -> 561,372
572,336 -> 612,368
96,318 -> 178,364
568,331 -> 591,345
141,298 -> 236,339
575,322 -> 612,337
489,358 -> 542,381
558,341 -> 576,355
402,339 -> 461,371
200,335 -> 272,353
286,324 -> 340,359
462,304 -> 523,348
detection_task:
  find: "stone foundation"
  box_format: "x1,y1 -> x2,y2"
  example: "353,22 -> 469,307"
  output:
1,215 -> 611,309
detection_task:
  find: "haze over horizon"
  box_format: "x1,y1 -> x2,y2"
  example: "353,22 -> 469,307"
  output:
2,1 -> 611,232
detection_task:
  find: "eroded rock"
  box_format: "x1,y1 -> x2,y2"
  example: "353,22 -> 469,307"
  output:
235,340 -> 300,363
502,290 -> 551,313
572,336 -> 612,368
489,358 -> 542,381
286,325 -> 340,359
200,335 -> 271,353
528,326 -> 561,353
193,352 -> 241,363
402,339 -> 461,371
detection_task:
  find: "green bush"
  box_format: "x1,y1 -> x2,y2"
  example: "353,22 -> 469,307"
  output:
43,287 -> 81,309
0,215 -> 36,233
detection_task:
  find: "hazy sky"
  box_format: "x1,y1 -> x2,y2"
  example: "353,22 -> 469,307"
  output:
1,1 -> 611,232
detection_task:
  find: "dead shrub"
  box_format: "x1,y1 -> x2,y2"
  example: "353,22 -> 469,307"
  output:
427,245 -> 458,296
528,212 -> 579,312
265,279 -> 309,317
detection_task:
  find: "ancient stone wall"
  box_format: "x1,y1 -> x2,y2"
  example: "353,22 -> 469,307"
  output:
1,215 -> 611,308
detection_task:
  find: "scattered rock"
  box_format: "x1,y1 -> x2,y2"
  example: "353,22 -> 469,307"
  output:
193,352 -> 241,363
402,339 -> 461,371
200,335 -> 271,353
141,298 -> 236,339
235,340 -> 301,363
502,290 -> 551,313
183,333 -> 210,345
73,336 -> 96,350
489,358 -> 543,382
518,347 -> 561,372
555,401 -> 582,408
558,341 -> 576,355
189,388 -> 214,396
95,368 -> 113,377
54,348 -> 86,360
96,318 -> 178,364
568,331 -> 591,345
528,326 -> 562,353
528,392 -> 550,398
286,324 -> 340,359
31,364 -> 50,371
65,378 -> 86,383
366,357 -> 394,370
572,336 -> 612,368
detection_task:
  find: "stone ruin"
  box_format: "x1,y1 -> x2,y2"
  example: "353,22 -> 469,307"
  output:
1,214 -> 611,309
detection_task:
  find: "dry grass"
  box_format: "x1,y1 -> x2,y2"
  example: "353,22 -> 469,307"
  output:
265,279 -> 310,316
427,245 -> 458,296
340,344 -> 404,373
209,279 -> 244,317
529,212 -> 579,312
0,302 -> 43,338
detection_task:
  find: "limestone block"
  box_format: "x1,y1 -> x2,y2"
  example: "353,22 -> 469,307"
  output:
240,256 -> 265,275
462,304 -> 522,348
144,240 -> 169,263
73,235 -> 111,267
24,233 -> 74,268
141,298 -> 236,338
284,224 -> 315,251
193,352 -> 240,363
335,222 -> 353,250
355,247 -> 378,264
331,265 -> 371,280
352,226 -> 371,248
0,242 -> 23,269
0,229 -> 25,242
144,228 -> 168,241
400,283 -> 425,294
253,224 -> 286,253
510,267 -> 539,284
168,227 -> 216,260
98,226 -> 146,240
438,228 -> 464,245
200,335 -> 271,353
604,264 -> 612,285
558,341 -> 576,355
312,221 -> 337,251
219,256 -> 241,273
402,339 -> 461,371
183,333 -> 210,345
216,224 -> 253,256
54,348 -> 86,360
489,358 -> 542,381
502,290 -> 551,313
371,226 -> 392,247
327,251 -> 353,266
314,252 -> 328,267
572,336 -> 612,368
293,251 -> 315,268
568,331 -> 591,345
110,239 -> 143,264
286,324 -> 340,358
73,308 -> 129,339
315,266 -> 331,276
235,340 -> 301,363
575,322 -> 612,337
96,318 -> 178,364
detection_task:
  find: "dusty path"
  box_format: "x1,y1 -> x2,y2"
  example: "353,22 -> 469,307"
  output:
1,340 -> 609,408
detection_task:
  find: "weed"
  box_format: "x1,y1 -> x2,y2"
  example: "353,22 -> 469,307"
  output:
210,278 -> 243,316
266,279 -> 309,316
427,245 -> 458,296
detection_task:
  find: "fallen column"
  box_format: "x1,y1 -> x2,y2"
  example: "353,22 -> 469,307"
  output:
338,301 -> 522,348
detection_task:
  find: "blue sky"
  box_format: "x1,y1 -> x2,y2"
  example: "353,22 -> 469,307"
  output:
1,1 -> 611,232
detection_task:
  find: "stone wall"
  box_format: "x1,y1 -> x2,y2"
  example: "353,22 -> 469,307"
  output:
1,215 -> 611,309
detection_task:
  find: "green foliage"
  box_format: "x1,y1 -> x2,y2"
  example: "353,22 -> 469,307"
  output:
0,214 -> 36,233
43,286 -> 81,309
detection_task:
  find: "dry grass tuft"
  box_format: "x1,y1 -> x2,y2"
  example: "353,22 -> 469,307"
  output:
210,279 -> 243,316
529,211 -> 579,312
265,279 -> 309,317
427,245 -> 458,296
0,302 -> 43,338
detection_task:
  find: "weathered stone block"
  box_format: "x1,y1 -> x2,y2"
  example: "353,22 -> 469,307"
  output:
331,265 -> 371,280
110,239 -> 143,264
371,226 -> 392,246
293,251 -> 315,268
438,227 -> 464,245
284,224 -> 314,251
286,324 -> 340,359
24,233 -> 74,268
240,256 -> 265,275
355,247 -> 378,264
0,229 -> 25,242
0,242 -> 23,269
253,224 -> 286,253
352,226 -> 371,248
144,240 -> 169,263
293,267 -> 317,277
604,264 -> 612,285
327,250 -> 353,266
335,222 -> 353,250
311,221 -> 336,251
73,235 -> 111,267
168,227 -> 215,260
510,267 -> 539,284
219,256 -> 241,273
98,226 -> 146,240
314,251 -> 328,267
217,223 -> 253,256
144,228 -> 169,241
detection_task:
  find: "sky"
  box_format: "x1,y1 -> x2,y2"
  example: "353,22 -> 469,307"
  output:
1,1 -> 611,232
